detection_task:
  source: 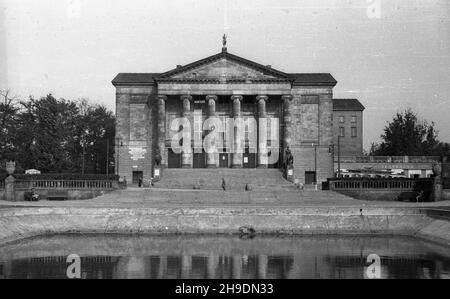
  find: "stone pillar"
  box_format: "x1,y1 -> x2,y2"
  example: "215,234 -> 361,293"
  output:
282,95 -> 294,180
4,175 -> 15,202
206,95 -> 218,168
257,95 -> 268,168
5,161 -> 15,202
157,95 -> 167,168
181,95 -> 193,168
432,163 -> 443,202
282,95 -> 293,150
231,95 -> 243,168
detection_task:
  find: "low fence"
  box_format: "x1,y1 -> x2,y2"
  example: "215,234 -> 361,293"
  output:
329,178 -> 420,191
14,179 -> 118,190
0,179 -> 118,191
336,156 -> 441,163
327,178 -> 433,201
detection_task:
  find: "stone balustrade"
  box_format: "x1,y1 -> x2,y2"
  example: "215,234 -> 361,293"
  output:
336,156 -> 442,163
13,179 -> 118,190
329,178 -> 424,191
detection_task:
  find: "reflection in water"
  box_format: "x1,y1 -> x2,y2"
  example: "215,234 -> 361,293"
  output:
0,235 -> 449,279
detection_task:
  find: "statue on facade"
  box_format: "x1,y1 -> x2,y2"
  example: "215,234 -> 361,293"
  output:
222,34 -> 227,47
154,149 -> 162,166
285,146 -> 293,168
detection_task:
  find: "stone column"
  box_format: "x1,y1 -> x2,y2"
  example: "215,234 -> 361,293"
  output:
432,163 -> 443,202
231,95 -> 243,168
157,95 -> 167,168
282,95 -> 294,181
181,95 -> 193,168
257,95 -> 268,168
282,95 -> 293,150
206,95 -> 218,168
5,161 -> 15,201
4,175 -> 15,202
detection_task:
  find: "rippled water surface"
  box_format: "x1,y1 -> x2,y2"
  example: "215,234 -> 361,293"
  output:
0,234 -> 449,279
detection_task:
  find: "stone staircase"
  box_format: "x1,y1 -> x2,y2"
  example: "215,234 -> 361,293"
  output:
154,168 -> 294,191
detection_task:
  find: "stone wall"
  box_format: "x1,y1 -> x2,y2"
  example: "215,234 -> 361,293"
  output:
290,87 -> 334,184
0,206 -> 449,246
115,86 -> 156,182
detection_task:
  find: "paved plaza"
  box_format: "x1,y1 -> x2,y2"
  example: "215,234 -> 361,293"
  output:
1,188 -> 449,209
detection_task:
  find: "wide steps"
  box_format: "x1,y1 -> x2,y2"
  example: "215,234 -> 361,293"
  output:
154,169 -> 294,190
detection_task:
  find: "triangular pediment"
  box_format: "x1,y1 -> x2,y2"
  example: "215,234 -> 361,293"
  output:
158,51 -> 289,81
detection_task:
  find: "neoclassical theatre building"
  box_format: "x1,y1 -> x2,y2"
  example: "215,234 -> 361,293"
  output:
112,42 -> 364,185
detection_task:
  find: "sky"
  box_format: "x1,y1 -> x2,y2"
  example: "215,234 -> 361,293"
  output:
1,0 -> 449,150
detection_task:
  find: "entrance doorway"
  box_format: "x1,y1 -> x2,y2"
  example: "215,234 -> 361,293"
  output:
305,171 -> 316,185
193,150 -> 206,168
243,148 -> 256,168
219,153 -> 229,167
132,171 -> 143,185
168,148 -> 181,168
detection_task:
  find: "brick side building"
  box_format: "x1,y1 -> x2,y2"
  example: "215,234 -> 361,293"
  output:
332,99 -> 365,157
112,45 -> 361,185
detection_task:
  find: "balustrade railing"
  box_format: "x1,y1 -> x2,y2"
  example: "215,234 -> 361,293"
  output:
329,178 -> 426,190
335,156 -> 441,163
13,179 -> 117,190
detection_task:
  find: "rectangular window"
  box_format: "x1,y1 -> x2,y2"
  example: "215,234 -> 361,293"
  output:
351,116 -> 357,123
339,127 -> 345,137
339,116 -> 345,123
351,127 -> 357,137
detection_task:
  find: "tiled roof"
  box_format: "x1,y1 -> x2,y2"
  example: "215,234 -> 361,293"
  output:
332,99 -> 365,111
288,73 -> 337,86
112,73 -> 160,85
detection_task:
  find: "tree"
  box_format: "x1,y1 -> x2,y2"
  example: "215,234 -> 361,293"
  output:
0,91 -> 116,174
0,89 -> 20,164
370,109 -> 450,156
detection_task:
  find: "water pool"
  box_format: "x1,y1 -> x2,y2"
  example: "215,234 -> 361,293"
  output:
0,234 -> 448,279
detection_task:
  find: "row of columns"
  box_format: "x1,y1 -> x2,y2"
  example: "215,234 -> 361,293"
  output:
157,94 -> 293,168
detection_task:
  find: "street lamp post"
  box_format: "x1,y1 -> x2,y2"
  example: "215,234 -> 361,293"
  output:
337,135 -> 341,178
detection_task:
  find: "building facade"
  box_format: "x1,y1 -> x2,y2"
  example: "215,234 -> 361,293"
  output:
332,99 -> 365,157
112,45 -> 346,185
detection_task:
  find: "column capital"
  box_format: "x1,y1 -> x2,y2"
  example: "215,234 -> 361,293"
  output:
231,95 -> 243,102
180,95 -> 192,102
281,95 -> 293,102
256,95 -> 269,102
206,95 -> 218,101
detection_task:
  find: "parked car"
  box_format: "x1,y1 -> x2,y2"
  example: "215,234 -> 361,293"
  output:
25,169 -> 41,175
